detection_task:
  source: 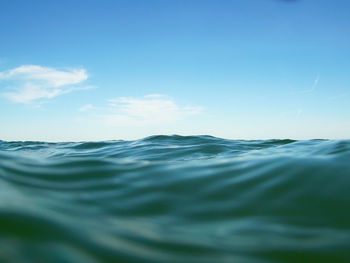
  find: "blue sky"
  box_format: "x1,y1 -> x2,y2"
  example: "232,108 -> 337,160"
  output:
1,0 -> 349,141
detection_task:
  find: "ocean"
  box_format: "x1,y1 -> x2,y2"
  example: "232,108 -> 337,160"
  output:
0,135 -> 350,263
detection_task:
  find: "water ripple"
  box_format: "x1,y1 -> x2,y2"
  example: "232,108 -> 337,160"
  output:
0,136 -> 350,262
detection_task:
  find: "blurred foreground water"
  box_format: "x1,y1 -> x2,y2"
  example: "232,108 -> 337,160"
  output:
1,136 -> 350,263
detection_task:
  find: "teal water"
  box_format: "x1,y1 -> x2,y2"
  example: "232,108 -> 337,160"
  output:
1,136 -> 350,263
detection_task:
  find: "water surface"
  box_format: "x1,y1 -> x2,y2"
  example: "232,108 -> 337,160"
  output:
1,136 -> 350,262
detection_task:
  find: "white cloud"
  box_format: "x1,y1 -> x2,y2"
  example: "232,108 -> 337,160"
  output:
78,104 -> 95,112
281,108 -> 303,118
103,94 -> 202,126
301,74 -> 320,94
0,65 -> 89,103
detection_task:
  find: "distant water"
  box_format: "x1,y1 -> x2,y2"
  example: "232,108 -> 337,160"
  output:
1,136 -> 350,263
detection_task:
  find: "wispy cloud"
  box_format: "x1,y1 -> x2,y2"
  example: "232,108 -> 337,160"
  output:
78,104 -> 95,112
281,108 -> 303,118
0,65 -> 90,103
301,74 -> 320,94
82,94 -> 202,126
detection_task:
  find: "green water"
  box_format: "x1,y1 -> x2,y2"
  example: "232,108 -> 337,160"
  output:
0,136 -> 350,262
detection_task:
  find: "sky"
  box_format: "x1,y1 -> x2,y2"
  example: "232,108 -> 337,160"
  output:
0,0 -> 350,141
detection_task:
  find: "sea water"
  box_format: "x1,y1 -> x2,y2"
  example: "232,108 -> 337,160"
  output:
0,136 -> 350,262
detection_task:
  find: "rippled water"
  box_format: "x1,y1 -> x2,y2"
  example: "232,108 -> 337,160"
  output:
1,136 -> 350,263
